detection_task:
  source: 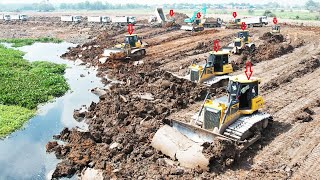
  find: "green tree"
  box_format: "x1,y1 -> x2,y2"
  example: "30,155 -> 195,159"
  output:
263,10 -> 276,17
305,0 -> 319,10
248,9 -> 254,15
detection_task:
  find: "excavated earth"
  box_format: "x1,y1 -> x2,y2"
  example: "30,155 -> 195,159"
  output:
46,23 -> 320,179
1,15 -> 319,179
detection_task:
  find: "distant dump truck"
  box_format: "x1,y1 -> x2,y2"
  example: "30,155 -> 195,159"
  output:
4,15 -> 11,21
4,14 -> 27,21
19,15 -> 28,21
61,15 -> 82,23
241,16 -> 268,27
0,14 -> 4,20
88,16 -> 111,23
202,17 -> 222,28
112,16 -> 136,26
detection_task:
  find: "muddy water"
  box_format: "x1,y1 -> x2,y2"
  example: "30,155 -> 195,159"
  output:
0,43 -> 104,179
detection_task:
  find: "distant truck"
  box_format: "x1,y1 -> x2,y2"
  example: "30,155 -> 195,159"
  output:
61,15 -> 82,23
241,16 -> 268,27
202,17 -> 222,28
112,16 -> 136,26
88,16 -> 111,23
4,14 -> 27,21
4,15 -> 11,21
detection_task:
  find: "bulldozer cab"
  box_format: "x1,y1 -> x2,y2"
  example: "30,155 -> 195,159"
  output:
124,34 -> 139,48
272,25 -> 280,33
194,19 -> 201,25
228,76 -> 260,110
237,30 -> 249,43
207,51 -> 229,72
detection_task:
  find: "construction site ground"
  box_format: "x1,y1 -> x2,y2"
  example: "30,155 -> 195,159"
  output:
2,15 -> 319,179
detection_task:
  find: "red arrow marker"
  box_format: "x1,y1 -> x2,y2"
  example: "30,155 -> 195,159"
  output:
128,24 -> 134,35
273,17 -> 278,24
245,61 -> 253,80
241,22 -> 247,30
169,10 -> 174,17
197,12 -> 201,18
213,40 -> 221,52
233,12 -> 237,18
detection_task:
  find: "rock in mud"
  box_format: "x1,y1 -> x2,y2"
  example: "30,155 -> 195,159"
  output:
202,139 -> 237,172
52,161 -> 76,179
46,141 -> 58,153
73,109 -> 86,121
296,112 -> 313,122
81,168 -> 104,180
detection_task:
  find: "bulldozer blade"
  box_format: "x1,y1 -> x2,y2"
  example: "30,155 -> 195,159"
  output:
151,125 -> 210,170
151,120 -> 232,170
181,25 -> 194,31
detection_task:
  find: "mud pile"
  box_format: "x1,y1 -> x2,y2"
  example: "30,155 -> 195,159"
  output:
293,99 -> 320,123
61,27 -> 126,66
260,32 -> 285,43
166,12 -> 189,24
48,64 -> 230,178
233,33 -> 304,70
202,140 -> 237,172
252,32 -> 304,63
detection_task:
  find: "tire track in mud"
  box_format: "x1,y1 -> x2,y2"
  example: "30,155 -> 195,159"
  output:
150,29 -> 237,74
245,99 -> 320,179
261,55 -> 320,92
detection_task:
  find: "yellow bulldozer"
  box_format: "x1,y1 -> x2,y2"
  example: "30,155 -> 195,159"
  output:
225,18 -> 241,29
222,30 -> 255,54
271,25 -> 280,34
100,34 -> 146,63
188,51 -> 233,86
152,75 -> 272,169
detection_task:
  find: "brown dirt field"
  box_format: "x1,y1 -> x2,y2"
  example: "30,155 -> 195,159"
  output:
54,24 -> 320,179
1,14 -> 319,179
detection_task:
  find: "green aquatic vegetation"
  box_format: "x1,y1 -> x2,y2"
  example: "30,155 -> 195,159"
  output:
0,105 -> 35,138
0,37 -> 63,47
0,44 -> 69,137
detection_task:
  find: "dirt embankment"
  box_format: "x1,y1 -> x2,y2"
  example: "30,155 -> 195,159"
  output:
166,13 -> 189,25
233,32 -> 304,70
43,24 -> 320,179
47,67 -> 238,179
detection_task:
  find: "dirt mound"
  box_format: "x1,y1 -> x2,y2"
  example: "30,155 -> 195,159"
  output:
202,140 -> 237,172
260,32 -> 285,43
61,27 -> 126,66
166,12 -> 189,24
233,34 -> 304,70
48,67 -> 216,179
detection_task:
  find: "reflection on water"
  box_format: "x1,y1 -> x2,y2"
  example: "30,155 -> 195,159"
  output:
0,42 -> 104,179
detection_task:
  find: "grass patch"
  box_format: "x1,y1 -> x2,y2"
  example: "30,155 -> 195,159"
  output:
0,44 -> 69,138
0,37 -> 63,47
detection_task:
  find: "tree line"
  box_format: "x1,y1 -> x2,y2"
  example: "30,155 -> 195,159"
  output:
0,1 -> 319,12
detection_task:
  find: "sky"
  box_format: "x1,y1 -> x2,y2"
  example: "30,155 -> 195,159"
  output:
0,0 -> 307,5
0,0 -> 310,5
